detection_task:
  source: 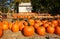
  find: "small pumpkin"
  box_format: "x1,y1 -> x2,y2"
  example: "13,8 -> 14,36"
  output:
55,26 -> 60,35
8,22 -> 13,30
43,23 -> 49,28
42,20 -> 48,24
46,26 -> 55,34
27,16 -> 32,19
58,20 -> 60,26
19,21 -> 25,31
52,20 -> 58,27
28,19 -> 35,26
23,21 -> 28,26
2,21 -> 9,30
11,22 -> 19,32
36,26 -> 46,36
34,23 -> 40,29
35,20 -> 40,23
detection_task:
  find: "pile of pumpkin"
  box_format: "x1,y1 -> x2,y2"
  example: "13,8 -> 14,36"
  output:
12,13 -> 38,19
12,13 -> 51,19
0,19 -> 60,37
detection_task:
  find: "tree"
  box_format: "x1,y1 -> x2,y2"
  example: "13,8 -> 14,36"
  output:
0,0 -> 8,13
31,0 -> 60,15
14,0 -> 21,13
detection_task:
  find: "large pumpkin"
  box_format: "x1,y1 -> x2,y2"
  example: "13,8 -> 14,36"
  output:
22,26 -> 35,36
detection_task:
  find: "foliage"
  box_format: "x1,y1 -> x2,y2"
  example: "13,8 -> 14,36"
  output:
14,0 -> 30,3
0,0 -> 9,13
31,0 -> 60,15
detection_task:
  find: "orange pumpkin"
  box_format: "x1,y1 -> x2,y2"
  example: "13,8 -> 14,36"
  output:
42,20 -> 48,24
11,22 -> 19,32
19,21 -> 25,31
58,20 -> 60,26
0,21 -> 2,29
52,20 -> 58,27
24,15 -> 27,18
27,16 -> 32,19
2,21 -> 9,30
0,28 -> 3,37
2,20 -> 8,25
43,23 -> 49,28
48,22 -> 51,25
23,21 -> 28,26
55,26 -> 60,35
36,26 -> 46,36
46,26 -> 55,34
22,26 -> 35,36
8,22 -> 13,30
28,19 -> 35,26
34,23 -> 40,29
35,20 -> 40,23
12,14 -> 17,18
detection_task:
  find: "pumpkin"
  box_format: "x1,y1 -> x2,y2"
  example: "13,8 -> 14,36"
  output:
0,21 -> 2,29
48,22 -> 51,25
23,21 -> 28,26
2,20 -> 8,25
12,14 -> 17,18
35,20 -> 40,23
43,23 -> 49,28
19,21 -> 25,31
11,22 -> 19,32
35,20 -> 43,25
27,16 -> 32,19
0,28 -> 3,37
36,26 -> 46,36
22,26 -> 35,36
55,26 -> 60,35
46,26 -> 55,34
2,21 -> 9,30
52,20 -> 58,27
58,20 -> 60,26
8,22 -> 13,30
28,19 -> 35,26
24,15 -> 27,18
42,20 -> 48,24
34,23 -> 40,29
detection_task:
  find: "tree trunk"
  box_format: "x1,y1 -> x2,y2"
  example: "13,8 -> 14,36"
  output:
15,2 -> 19,13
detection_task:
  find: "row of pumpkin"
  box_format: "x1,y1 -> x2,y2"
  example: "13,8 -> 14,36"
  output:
12,13 -> 51,19
0,19 -> 60,37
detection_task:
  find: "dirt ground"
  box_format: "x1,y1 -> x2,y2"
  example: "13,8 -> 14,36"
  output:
0,30 -> 60,39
